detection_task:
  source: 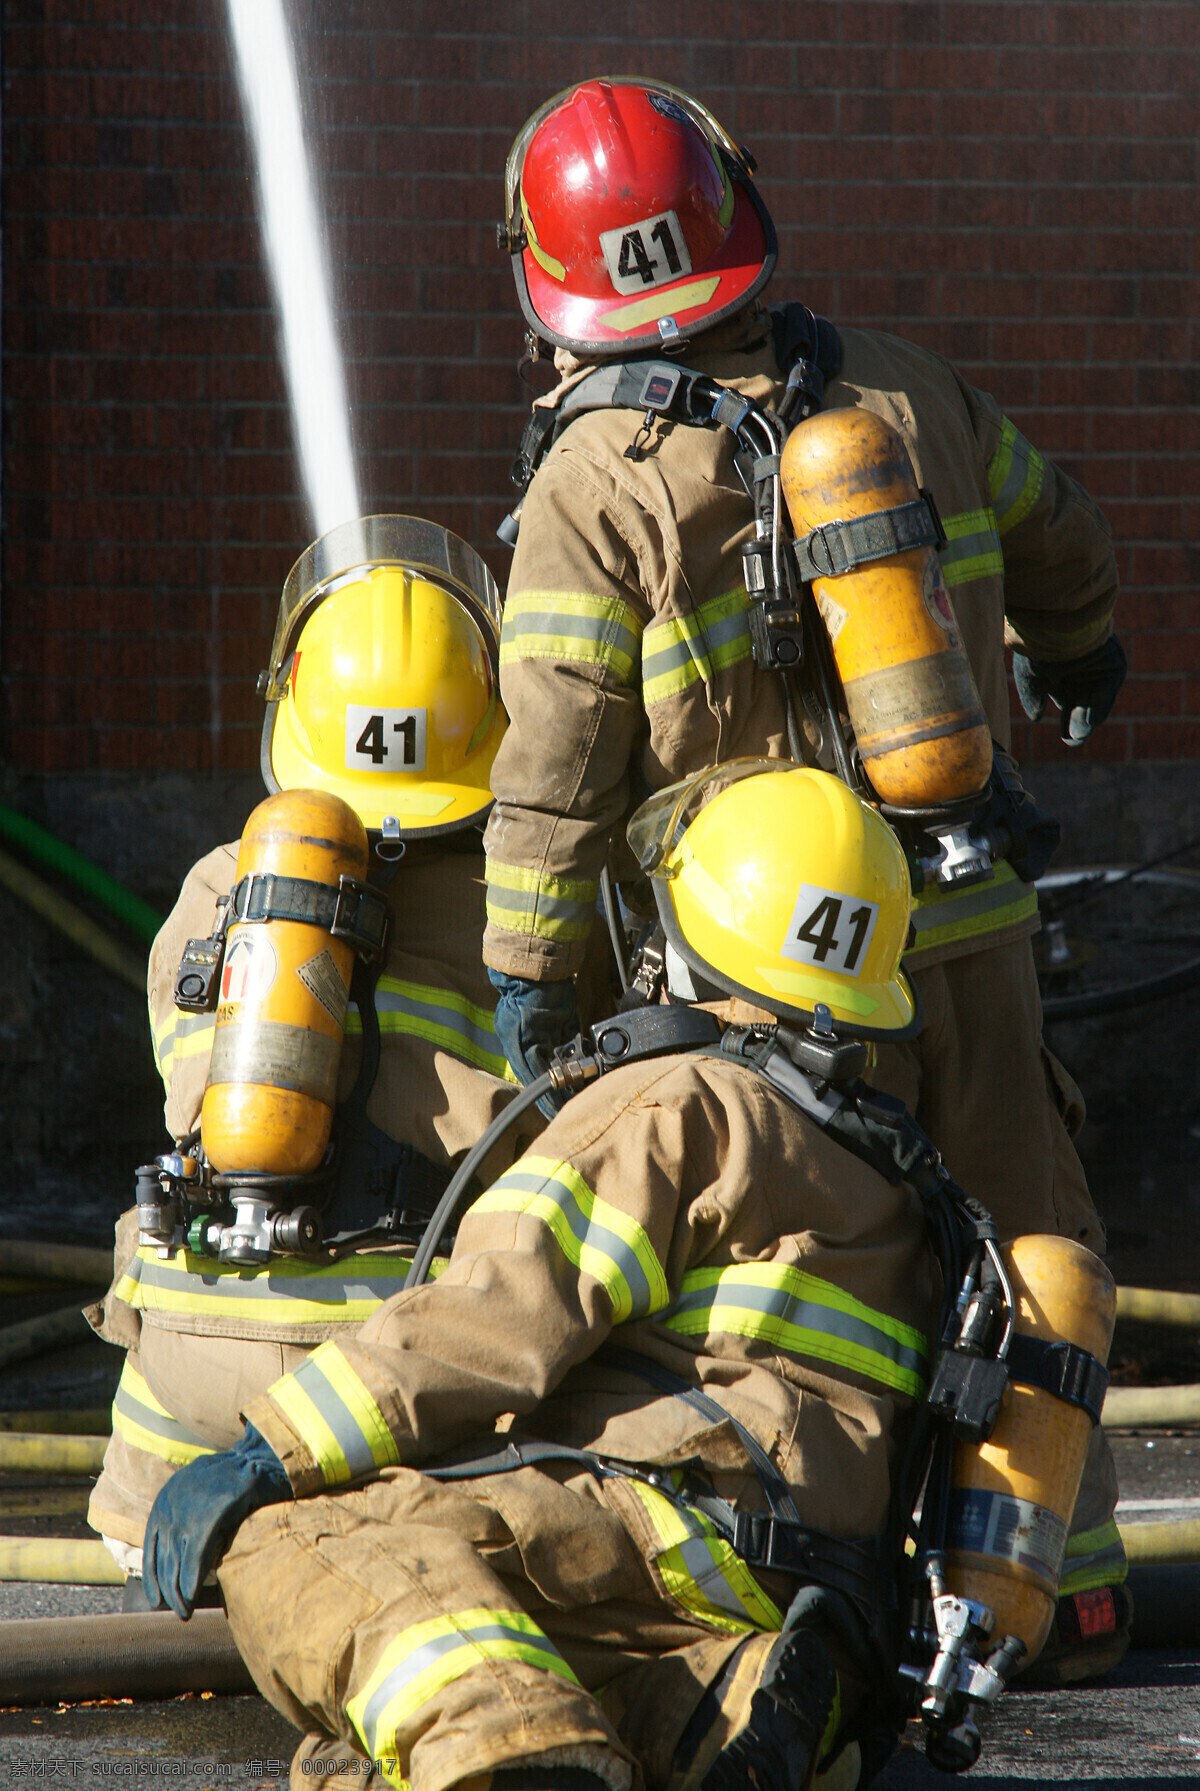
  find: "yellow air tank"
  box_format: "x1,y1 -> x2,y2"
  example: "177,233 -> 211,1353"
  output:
780,408 -> 993,809
944,1236 -> 1116,1664
200,789 -> 368,1176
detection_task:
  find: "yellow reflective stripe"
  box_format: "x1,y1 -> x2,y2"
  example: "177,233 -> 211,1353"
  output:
906,861 -> 1038,958
641,588 -> 752,705
116,1244 -> 430,1327
988,417 -> 1045,536
625,1478 -> 783,1635
485,858 -> 597,946
940,505 -> 1004,588
269,1340 -> 399,1487
472,1154 -> 669,1324
347,1605 -> 578,1775
500,591 -> 643,687
521,192 -> 566,283
601,276 -> 721,333
345,975 -> 514,1080
1059,1517 -> 1128,1595
153,1009 -> 215,1089
110,1358 -> 215,1467
661,1261 -> 928,1398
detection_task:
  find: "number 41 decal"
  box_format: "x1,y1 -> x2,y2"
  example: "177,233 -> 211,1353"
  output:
599,209 -> 693,296
781,884 -> 880,978
344,704 -> 427,774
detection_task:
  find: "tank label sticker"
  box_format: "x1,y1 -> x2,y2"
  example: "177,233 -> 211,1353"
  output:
816,592 -> 849,646
345,704 -> 427,774
207,1018 -> 342,1105
922,560 -> 961,640
600,210 -> 693,295
781,884 -> 880,979
297,949 -> 350,1026
841,653 -> 988,759
948,1487 -> 1069,1585
218,934 -> 278,1007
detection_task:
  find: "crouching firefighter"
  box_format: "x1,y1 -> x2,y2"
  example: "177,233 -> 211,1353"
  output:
137,762 -> 1114,1790
86,515 -> 540,1596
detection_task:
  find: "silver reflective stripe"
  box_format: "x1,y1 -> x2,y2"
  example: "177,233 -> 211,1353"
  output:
663,1275 -> 926,1386
113,1379 -> 210,1452
359,1618 -> 567,1756
493,1165 -> 658,1320
129,1253 -> 410,1309
289,1352 -> 380,1481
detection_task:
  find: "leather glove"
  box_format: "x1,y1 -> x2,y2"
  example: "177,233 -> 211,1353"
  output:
488,967 -> 579,1119
142,1422 -> 291,1619
1012,636 -> 1127,745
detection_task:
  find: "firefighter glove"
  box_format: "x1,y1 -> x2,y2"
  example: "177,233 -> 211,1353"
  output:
1012,637 -> 1127,745
142,1422 -> 291,1620
488,968 -> 579,1118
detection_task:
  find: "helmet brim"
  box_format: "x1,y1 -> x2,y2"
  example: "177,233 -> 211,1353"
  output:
261,698 -> 507,839
514,176 -> 777,356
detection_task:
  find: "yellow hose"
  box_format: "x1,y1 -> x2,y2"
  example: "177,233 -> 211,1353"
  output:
0,844 -> 146,992
1103,1385 -> 1200,1428
0,1433 -> 108,1473
1116,1286 -> 1200,1327
0,1409 -> 111,1435
0,1537 -> 123,1584
0,1239 -> 113,1283
1121,1520 -> 1200,1565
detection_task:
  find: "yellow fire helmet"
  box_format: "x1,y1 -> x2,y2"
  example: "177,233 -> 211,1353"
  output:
260,515 -> 507,839
628,759 -> 919,1038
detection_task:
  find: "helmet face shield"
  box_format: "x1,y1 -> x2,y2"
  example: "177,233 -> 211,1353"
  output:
260,517 -> 507,838
262,514 -> 502,705
504,77 -> 776,355
630,765 -> 920,1039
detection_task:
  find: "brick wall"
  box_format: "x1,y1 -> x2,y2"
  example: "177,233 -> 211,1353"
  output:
4,0 -> 1198,774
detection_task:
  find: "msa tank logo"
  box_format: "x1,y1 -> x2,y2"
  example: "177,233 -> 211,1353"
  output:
600,210 -> 692,296
923,559 -> 960,640
219,934 -> 278,1006
781,884 -> 880,978
345,704 -> 427,773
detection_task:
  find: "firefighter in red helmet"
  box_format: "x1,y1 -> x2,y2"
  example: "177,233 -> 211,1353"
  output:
485,77 -> 1128,1687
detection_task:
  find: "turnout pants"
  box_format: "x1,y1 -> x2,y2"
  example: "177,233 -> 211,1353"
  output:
218,1464 -> 851,1791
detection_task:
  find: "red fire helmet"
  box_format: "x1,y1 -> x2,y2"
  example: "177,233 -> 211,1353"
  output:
502,78 -> 777,355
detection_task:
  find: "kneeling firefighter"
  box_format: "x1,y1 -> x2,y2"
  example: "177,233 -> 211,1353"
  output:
86,515 -> 539,1595
485,76 -> 1129,1681
138,763 -> 1114,1789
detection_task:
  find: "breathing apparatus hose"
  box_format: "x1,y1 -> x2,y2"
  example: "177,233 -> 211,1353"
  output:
403,1071 -> 556,1289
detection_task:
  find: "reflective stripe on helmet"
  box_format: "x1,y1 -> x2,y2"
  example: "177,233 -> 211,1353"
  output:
346,976 -> 515,1081
111,1358 -> 216,1467
939,505 -> 1004,589
347,1607 -> 577,1776
989,418 -> 1045,536
624,1477 -> 783,1635
660,1261 -> 928,1398
500,590 -> 643,686
906,861 -> 1038,960
471,1156 -> 669,1325
484,860 -> 598,946
641,588 -> 752,706
116,1245 -> 424,1332
268,1340 -> 400,1486
1058,1518 -> 1128,1598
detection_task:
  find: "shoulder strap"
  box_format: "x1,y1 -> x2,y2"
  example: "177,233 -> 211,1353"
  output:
768,302 -> 843,423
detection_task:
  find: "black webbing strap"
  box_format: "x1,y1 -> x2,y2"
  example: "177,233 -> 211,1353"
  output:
1004,1333 -> 1110,1425
793,493 -> 945,581
229,871 -> 390,961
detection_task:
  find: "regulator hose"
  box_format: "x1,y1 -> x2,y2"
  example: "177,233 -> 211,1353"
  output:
0,1610 -> 254,1703
404,1072 -> 556,1289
